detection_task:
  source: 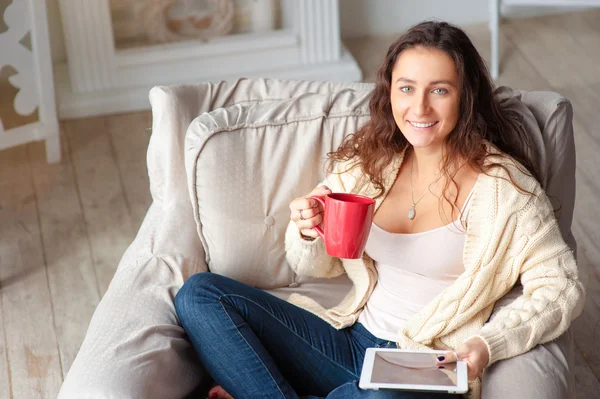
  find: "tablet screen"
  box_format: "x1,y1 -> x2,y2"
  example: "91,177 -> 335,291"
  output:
370,351 -> 458,386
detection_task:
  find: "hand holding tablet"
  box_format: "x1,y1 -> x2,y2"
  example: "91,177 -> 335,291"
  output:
359,348 -> 469,394
437,336 -> 490,381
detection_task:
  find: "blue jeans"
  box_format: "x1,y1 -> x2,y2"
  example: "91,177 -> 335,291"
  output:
175,272 -> 459,399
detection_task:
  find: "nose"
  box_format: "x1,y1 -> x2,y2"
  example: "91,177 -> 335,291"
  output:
413,92 -> 430,116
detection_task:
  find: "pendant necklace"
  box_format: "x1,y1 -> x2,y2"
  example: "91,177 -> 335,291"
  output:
408,156 -> 442,220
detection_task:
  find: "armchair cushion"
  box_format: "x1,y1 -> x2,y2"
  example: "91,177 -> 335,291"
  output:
185,91 -> 370,290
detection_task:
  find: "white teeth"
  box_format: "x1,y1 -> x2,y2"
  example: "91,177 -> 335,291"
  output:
410,121 -> 437,128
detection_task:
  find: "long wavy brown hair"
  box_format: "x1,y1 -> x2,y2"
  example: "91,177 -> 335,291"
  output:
328,21 -> 540,218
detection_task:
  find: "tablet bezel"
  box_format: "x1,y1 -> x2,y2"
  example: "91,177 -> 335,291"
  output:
358,348 -> 469,394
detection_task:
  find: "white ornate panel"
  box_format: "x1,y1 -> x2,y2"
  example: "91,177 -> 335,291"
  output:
55,0 -> 360,118
0,0 -> 60,163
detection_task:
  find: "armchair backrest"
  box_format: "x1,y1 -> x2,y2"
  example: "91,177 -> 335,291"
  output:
148,80 -> 371,205
146,80 -> 371,269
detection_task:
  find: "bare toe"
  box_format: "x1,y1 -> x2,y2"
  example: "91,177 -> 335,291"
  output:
208,385 -> 234,399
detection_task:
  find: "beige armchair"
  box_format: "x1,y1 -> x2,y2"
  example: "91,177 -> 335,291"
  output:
58,78 -> 578,398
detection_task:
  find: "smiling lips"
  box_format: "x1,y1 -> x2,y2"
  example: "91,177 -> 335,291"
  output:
409,121 -> 438,128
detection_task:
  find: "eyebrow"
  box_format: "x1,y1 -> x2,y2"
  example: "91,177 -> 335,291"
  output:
396,77 -> 456,87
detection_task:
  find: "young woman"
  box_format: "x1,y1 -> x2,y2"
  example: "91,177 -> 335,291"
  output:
174,21 -> 585,399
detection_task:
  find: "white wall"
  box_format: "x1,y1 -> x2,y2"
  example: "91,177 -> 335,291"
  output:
47,0 -> 67,64
339,0 -> 488,39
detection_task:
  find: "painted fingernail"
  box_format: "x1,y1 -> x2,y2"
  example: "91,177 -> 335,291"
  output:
209,393 -> 218,399
437,356 -> 445,361
438,366 -> 445,369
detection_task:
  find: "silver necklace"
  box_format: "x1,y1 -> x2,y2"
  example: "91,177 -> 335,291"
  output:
408,156 -> 441,220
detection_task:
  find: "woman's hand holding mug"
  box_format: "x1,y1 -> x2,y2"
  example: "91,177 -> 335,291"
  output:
291,186 -> 376,259
289,186 -> 332,239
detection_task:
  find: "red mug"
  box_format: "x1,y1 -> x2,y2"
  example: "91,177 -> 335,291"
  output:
308,193 -> 376,259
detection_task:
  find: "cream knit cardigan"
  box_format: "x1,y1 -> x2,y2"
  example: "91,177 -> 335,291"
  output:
284,147 -> 585,397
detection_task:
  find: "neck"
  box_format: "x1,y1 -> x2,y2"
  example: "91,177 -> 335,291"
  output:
410,146 -> 444,181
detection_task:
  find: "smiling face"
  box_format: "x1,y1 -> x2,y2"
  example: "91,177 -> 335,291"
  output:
390,46 -> 461,153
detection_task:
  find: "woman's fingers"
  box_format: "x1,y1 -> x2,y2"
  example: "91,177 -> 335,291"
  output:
310,185 -> 332,197
289,185 -> 331,237
290,197 -> 316,217
291,199 -> 322,223
290,198 -> 323,238
437,338 -> 489,381
436,351 -> 458,364
296,201 -> 319,220
301,212 -> 323,228
297,212 -> 324,238
437,351 -> 478,380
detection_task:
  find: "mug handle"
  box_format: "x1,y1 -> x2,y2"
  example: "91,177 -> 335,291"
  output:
307,195 -> 326,239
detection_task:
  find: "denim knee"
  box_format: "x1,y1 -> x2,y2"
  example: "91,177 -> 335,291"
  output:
174,272 -> 221,323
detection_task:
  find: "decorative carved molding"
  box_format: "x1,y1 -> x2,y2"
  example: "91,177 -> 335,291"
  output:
1,1 -> 38,118
135,0 -> 235,44
55,0 -> 359,119
0,0 -> 60,163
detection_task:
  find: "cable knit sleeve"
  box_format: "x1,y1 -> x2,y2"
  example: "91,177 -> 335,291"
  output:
284,160 -> 360,278
475,188 -> 586,366
284,221 -> 343,278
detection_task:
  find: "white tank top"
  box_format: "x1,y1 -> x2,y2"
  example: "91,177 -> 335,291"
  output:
358,189 -> 475,342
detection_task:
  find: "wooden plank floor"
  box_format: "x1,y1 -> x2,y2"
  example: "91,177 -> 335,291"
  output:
0,10 -> 599,398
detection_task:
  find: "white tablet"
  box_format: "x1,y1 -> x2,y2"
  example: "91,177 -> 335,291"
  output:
359,348 -> 468,394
